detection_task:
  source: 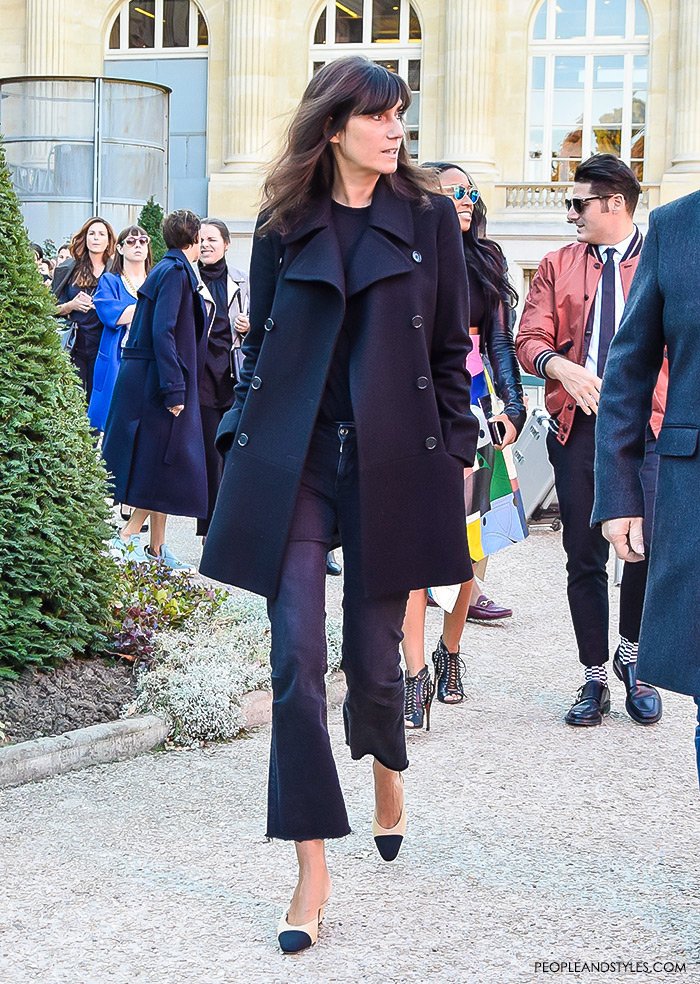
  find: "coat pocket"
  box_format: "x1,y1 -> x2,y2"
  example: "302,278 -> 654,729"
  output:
655,425 -> 699,457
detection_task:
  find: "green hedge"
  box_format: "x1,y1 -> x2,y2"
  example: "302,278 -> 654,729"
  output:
0,140 -> 118,677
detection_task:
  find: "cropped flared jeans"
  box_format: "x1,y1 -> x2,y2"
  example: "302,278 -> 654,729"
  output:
266,422 -> 409,841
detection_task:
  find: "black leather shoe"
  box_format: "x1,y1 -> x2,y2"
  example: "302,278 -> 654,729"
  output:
325,551 -> 342,576
565,680 -> 611,727
613,651 -> 662,725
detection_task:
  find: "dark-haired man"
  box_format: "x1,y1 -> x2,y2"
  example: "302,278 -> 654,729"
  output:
516,154 -> 668,727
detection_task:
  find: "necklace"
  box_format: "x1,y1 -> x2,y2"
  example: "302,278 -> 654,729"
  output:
121,272 -> 142,297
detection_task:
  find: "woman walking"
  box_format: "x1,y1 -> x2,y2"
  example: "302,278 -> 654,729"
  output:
89,225 -> 152,432
197,218 -> 249,540
53,217 -> 116,400
103,210 -> 210,569
200,58 -> 477,952
402,164 -> 526,730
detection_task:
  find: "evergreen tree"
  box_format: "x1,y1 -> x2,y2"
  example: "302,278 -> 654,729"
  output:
138,196 -> 167,263
0,141 -> 118,677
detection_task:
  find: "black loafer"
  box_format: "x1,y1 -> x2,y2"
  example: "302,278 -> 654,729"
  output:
565,680 -> 611,727
325,552 -> 342,576
613,651 -> 662,725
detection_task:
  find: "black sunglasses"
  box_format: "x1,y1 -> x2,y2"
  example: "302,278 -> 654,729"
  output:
443,184 -> 480,204
564,194 -> 612,215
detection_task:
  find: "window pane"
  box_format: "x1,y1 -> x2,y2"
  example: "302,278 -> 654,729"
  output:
592,127 -> 621,155
635,0 -> 649,36
592,56 -> 624,124
314,9 -> 327,44
372,0 -> 400,43
555,0 -> 586,39
313,61 -> 326,75
409,5 -> 421,41
553,57 -> 584,124
163,0 -> 190,47
408,59 -> 421,91
633,55 -> 647,124
336,0 -> 363,43
595,0 -> 626,36
5,140 -> 93,199
531,55 -> 546,90
129,0 -> 155,48
109,14 -> 121,50
373,59 -> 398,72
198,10 -> 208,45
532,1 -> 547,40
529,127 -> 545,161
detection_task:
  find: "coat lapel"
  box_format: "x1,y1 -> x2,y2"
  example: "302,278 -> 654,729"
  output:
346,180 -> 415,297
282,199 -> 345,294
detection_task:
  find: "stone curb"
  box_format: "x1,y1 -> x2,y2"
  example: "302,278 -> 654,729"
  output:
0,672 -> 348,790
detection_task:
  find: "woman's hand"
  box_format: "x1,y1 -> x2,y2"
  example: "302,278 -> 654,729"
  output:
168,405 -> 185,417
234,313 -> 250,334
71,291 -> 94,313
490,413 -> 518,450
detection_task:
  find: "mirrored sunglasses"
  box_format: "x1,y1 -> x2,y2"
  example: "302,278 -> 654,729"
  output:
123,236 -> 150,246
444,184 -> 480,204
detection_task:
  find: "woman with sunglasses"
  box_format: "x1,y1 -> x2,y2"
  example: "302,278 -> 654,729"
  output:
402,163 -> 526,729
89,226 -> 153,433
200,58 -> 476,951
53,217 -> 117,400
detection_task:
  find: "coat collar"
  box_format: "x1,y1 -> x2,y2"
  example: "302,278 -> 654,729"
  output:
281,178 -> 417,297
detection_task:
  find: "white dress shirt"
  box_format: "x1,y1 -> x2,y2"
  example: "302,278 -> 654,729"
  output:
585,228 -> 636,377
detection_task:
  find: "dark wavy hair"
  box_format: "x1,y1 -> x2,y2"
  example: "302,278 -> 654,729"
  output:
422,162 -> 517,312
69,216 -> 116,288
111,225 -> 153,276
260,57 -> 434,234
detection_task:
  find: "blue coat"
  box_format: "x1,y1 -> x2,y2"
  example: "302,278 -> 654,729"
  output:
200,180 -> 478,599
592,190 -> 700,697
102,250 -> 211,517
88,273 -> 133,431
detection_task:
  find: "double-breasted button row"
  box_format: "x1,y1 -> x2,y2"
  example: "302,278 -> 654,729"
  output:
264,317 -> 274,331
238,433 -> 249,446
425,436 -> 437,450
411,315 -> 423,329
412,250 -> 422,263
251,376 -> 262,390
416,376 -> 429,390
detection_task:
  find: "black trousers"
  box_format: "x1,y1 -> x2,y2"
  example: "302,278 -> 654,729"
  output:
547,410 -> 659,667
197,404 -> 229,537
266,422 -> 409,841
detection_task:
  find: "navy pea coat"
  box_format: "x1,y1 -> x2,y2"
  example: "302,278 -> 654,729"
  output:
102,249 -> 211,517
200,179 -> 478,599
592,190 -> 700,697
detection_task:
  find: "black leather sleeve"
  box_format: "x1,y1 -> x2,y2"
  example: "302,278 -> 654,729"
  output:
484,300 -> 527,437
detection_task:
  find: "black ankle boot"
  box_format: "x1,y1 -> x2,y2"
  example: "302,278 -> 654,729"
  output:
404,665 -> 434,730
431,637 -> 466,704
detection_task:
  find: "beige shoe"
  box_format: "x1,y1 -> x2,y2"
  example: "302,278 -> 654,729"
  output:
277,901 -> 327,953
372,774 -> 406,862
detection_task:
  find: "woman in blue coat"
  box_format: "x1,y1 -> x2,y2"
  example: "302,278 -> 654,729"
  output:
200,58 -> 477,952
102,210 -> 210,569
89,226 -> 152,432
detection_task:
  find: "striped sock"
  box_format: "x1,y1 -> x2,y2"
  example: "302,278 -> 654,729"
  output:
584,665 -> 608,685
618,637 -> 639,665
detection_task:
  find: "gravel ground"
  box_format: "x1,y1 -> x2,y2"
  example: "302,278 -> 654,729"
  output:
2,522 -> 699,984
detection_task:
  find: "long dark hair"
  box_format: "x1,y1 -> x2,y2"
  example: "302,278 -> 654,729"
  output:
422,162 -> 517,312
69,216 -> 116,288
261,57 -> 434,234
111,225 -> 153,276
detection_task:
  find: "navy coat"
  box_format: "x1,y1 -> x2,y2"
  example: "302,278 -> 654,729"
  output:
592,190 -> 700,697
200,179 -> 478,599
102,250 -> 210,517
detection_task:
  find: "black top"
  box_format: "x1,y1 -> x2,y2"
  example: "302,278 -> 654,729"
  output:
318,200 -> 371,423
467,269 -> 486,330
199,257 -> 235,409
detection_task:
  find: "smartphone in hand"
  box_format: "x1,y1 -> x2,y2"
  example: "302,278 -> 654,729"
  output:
488,417 -> 507,446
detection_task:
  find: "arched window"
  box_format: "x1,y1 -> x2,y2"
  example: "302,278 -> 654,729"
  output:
310,0 -> 422,157
108,0 -> 208,53
527,0 -> 649,182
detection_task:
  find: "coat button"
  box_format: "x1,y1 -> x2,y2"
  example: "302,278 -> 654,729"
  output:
411,315 -> 423,328
417,376 -> 429,390
425,436 -> 437,450
264,317 -> 274,331
251,375 -> 262,390
237,433 -> 249,446
412,250 -> 422,263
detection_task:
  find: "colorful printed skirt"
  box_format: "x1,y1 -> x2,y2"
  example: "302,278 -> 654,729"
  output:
429,332 -> 528,613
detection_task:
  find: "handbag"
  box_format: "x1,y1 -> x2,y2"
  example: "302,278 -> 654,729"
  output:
56,317 -> 76,352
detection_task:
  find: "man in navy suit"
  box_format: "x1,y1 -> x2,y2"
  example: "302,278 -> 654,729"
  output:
593,189 -> 700,782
